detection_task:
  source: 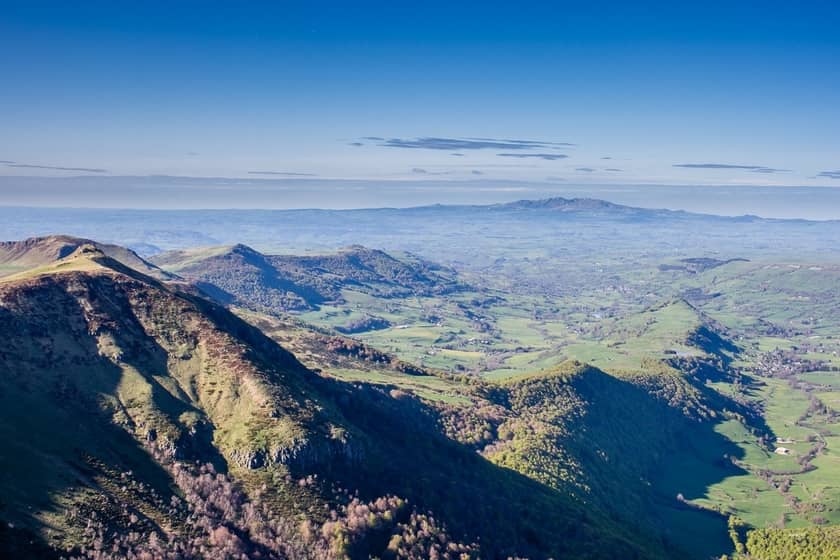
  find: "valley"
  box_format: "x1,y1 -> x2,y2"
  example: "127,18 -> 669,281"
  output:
1,199 -> 840,559
5,3 -> 839,558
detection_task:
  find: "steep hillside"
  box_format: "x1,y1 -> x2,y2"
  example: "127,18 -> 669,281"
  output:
0,246 -> 341,550
239,311 -> 430,378
152,243 -> 324,312
0,246 -> 664,559
240,305 -> 758,558
151,244 -> 463,313
0,235 -> 174,281
434,360 -> 752,559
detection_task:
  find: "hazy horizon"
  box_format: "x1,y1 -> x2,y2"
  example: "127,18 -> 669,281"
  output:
2,1 -> 839,210
4,4 -> 840,558
2,175 -> 840,220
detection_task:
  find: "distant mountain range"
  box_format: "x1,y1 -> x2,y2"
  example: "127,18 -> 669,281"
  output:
495,196 -> 638,212
0,197 -> 838,264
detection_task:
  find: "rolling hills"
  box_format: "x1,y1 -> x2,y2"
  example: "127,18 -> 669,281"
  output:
0,241 -> 675,559
150,244 -> 463,314
2,228 -> 839,558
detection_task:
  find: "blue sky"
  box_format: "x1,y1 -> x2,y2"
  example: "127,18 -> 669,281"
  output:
1,0 -> 839,207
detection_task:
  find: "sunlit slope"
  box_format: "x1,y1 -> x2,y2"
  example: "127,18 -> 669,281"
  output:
0,235 -> 174,281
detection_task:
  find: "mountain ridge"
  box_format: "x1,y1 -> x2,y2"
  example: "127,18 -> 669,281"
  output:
150,243 -> 465,314
4,193 -> 840,223
0,235 -> 176,281
0,246 -> 669,559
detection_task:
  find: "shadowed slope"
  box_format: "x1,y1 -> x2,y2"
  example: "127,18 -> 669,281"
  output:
151,244 -> 463,313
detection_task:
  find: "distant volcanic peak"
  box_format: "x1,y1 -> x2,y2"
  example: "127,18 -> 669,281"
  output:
501,196 -> 624,211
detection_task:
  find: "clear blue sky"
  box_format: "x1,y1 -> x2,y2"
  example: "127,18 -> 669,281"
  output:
1,0 -> 839,207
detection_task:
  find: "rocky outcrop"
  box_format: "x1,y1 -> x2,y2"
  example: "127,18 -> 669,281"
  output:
229,435 -> 363,472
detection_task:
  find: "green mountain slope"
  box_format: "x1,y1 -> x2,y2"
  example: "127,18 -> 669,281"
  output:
0,245 -> 666,559
249,302 -> 757,558
433,360 -> 751,559
0,246 -> 339,548
151,244 -> 463,313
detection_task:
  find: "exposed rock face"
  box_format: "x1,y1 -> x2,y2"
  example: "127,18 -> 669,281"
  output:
230,435 -> 363,471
